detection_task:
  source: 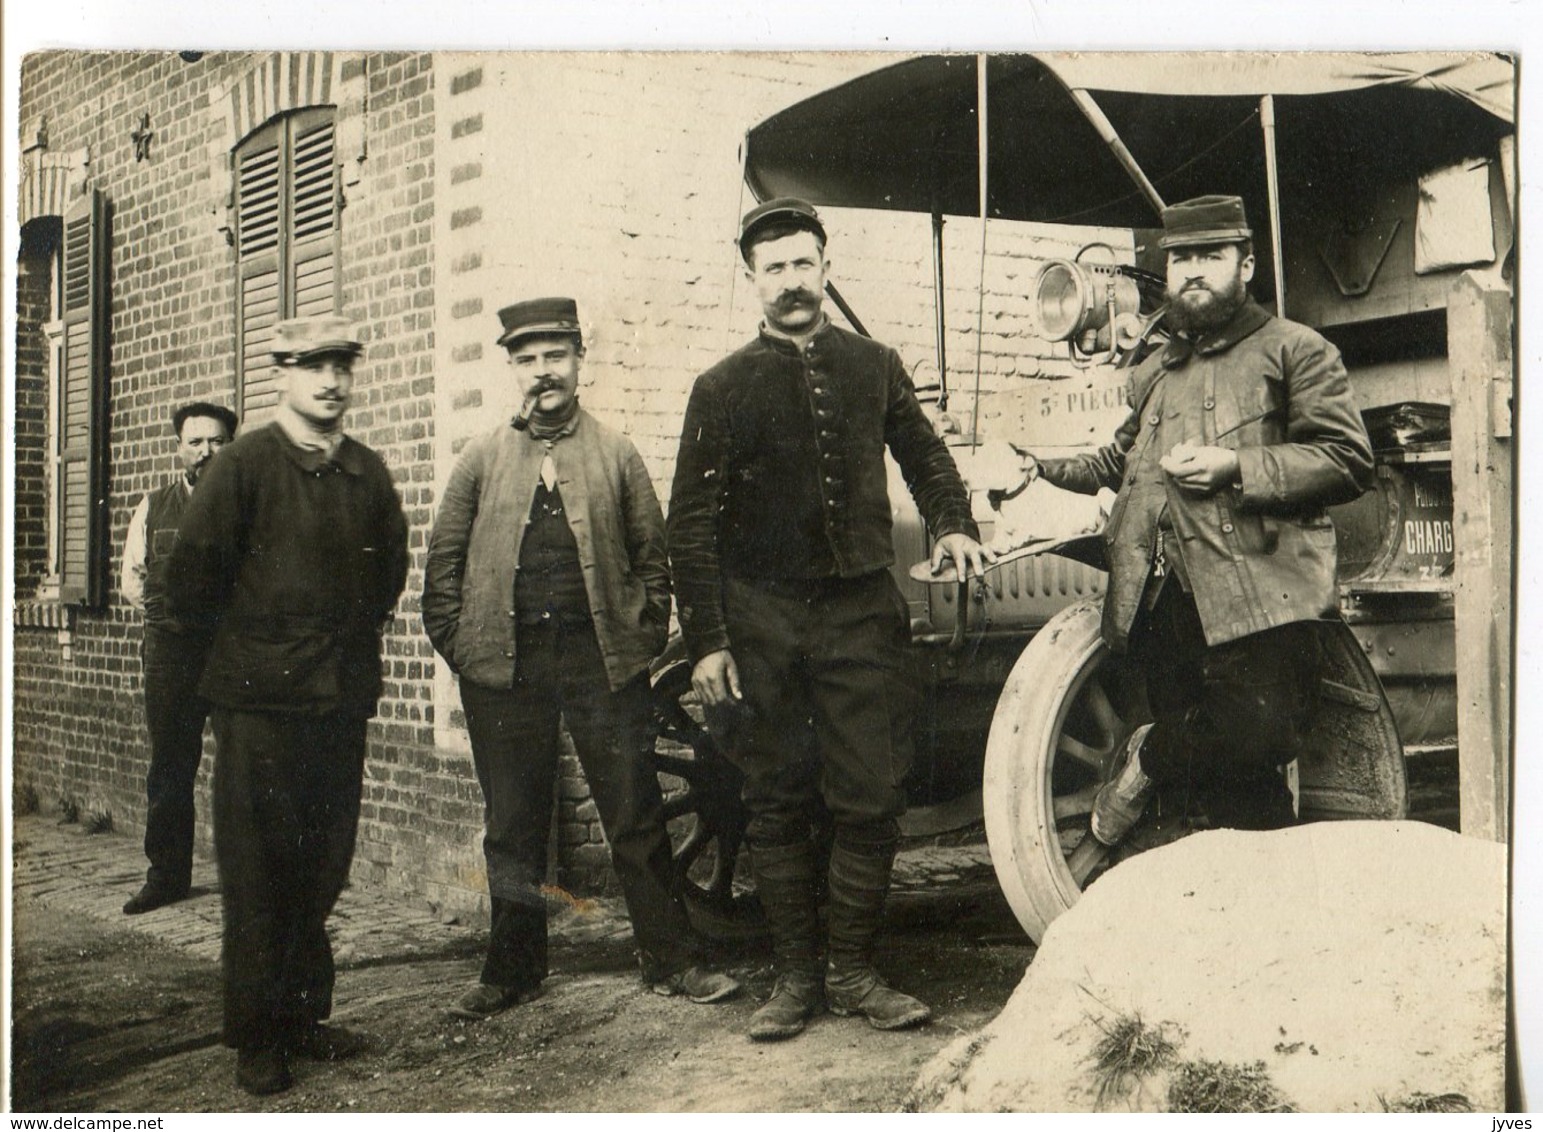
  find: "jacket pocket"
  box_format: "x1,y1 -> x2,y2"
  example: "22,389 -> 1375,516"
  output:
1102,486 -> 1132,549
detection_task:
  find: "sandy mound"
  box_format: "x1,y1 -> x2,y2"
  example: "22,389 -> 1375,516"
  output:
909,821 -> 1507,1112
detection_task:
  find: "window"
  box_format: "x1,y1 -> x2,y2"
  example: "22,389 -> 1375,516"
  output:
53,188 -> 111,608
235,107 -> 339,421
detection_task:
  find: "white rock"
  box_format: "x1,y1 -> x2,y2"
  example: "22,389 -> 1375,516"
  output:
910,821 -> 1507,1112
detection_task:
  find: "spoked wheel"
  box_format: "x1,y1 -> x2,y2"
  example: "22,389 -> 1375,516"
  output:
983,599 -> 1408,944
983,600 -> 1155,943
646,658 -> 764,941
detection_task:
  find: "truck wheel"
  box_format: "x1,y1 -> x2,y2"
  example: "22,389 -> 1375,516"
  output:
983,600 -> 1148,943
646,659 -> 765,942
983,600 -> 1407,944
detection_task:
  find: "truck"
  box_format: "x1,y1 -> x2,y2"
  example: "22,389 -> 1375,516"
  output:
647,52 -> 1516,943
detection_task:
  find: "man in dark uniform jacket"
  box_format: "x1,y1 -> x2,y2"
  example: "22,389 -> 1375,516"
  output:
120,401 -> 237,915
167,316 -> 408,1096
669,199 -> 994,1042
1027,195 -> 1374,844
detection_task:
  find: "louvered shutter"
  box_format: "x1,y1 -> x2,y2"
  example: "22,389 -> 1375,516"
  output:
235,108 -> 338,426
290,115 -> 338,318
237,121 -> 283,422
58,188 -> 111,607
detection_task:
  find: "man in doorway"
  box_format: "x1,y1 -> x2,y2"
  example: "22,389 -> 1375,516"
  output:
422,297 -> 739,1023
167,316 -> 408,1096
1026,194 -> 1374,844
668,198 -> 993,1041
121,400 -> 237,915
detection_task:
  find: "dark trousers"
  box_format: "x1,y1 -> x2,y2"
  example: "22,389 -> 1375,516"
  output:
458,620 -> 692,989
722,571 -> 915,849
141,625 -> 214,892
1131,580 -> 1319,830
211,709 -> 367,1051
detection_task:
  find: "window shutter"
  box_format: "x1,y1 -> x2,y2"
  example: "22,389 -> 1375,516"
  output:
237,123 -> 283,422
235,109 -> 339,426
58,188 -> 110,607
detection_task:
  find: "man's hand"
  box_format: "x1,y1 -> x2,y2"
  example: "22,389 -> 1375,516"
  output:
692,648 -> 742,708
1159,443 -> 1240,495
930,532 -> 998,582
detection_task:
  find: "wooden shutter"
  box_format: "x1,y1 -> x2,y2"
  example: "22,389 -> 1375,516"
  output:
236,121 -> 283,421
290,116 -> 338,317
235,108 -> 338,425
58,188 -> 110,607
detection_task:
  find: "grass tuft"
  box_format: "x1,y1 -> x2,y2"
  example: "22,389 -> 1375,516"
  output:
85,809 -> 114,835
1088,1012 -> 1182,1108
16,782 -> 40,815
1168,1058 -> 1296,1113
57,797 -> 80,825
1379,1092 -> 1473,1113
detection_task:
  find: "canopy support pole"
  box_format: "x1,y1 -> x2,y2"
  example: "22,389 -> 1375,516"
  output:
1068,88 -> 1166,216
932,211 -> 949,410
970,53 -> 989,450
824,282 -> 870,339
1260,94 -> 1287,317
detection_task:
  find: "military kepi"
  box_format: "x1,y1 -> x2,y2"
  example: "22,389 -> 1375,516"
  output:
1158,194 -> 1253,250
271,315 -> 363,363
496,297 -> 582,349
738,196 -> 826,257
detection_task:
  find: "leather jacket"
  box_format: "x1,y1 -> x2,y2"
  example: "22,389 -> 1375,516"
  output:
1038,300 -> 1374,650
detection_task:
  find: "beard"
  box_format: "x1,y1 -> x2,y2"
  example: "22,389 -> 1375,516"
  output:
1165,273 -> 1249,335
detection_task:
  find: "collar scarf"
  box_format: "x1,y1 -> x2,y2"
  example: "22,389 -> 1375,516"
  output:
527,396 -> 580,441
274,403 -> 344,458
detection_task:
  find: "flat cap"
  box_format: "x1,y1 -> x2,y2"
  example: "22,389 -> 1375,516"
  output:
271,315 -> 363,363
738,196 -> 826,258
496,297 -> 583,349
1158,194 -> 1253,250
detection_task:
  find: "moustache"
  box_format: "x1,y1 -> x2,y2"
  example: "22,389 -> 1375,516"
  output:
775,290 -> 820,312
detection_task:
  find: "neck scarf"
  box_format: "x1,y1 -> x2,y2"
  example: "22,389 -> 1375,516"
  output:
274,403 -> 344,457
527,396 -> 580,441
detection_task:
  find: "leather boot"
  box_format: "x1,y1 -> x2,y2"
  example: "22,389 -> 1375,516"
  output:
824,830 -> 931,1031
746,839 -> 825,1041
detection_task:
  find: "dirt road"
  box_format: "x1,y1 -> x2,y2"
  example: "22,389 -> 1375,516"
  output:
10,815 -> 1032,1112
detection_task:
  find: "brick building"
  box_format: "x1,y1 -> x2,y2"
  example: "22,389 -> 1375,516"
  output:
12,50 -> 1096,917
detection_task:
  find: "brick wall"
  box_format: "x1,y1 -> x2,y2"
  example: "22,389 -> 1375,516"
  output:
9,50 -> 454,895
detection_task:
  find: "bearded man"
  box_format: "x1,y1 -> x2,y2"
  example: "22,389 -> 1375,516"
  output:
1025,194 -> 1374,841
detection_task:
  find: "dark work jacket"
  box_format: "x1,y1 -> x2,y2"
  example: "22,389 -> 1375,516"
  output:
1037,300 -> 1374,651
165,423 -> 409,717
668,322 -> 979,663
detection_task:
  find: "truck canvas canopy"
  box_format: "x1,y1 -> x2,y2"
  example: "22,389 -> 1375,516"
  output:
744,52 -> 1514,228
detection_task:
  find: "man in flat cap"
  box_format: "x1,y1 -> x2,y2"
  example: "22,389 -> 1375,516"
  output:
669,199 -> 993,1041
423,298 -> 739,1023
120,400 -> 238,915
167,315 -> 408,1096
1024,194 -> 1373,845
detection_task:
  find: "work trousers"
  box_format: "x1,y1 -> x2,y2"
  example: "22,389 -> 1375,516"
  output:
141,625 -> 214,893
211,709 -> 367,1051
1131,580 -> 1319,830
722,570 -> 915,850
458,619 -> 692,989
